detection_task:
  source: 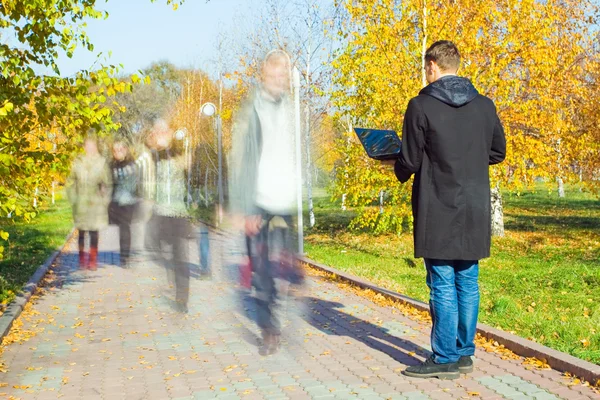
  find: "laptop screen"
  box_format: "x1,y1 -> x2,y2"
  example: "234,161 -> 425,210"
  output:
354,128 -> 402,160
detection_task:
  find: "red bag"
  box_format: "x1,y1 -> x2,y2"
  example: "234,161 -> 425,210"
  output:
239,256 -> 253,288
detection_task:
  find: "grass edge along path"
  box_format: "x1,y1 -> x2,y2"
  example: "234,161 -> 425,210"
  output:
0,197 -> 73,311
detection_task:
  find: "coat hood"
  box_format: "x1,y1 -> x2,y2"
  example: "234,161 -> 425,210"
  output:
420,75 -> 479,107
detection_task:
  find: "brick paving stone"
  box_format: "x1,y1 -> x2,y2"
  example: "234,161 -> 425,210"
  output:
546,385 -> 583,398
427,391 -> 457,400
287,392 -> 313,400
531,392 -> 562,400
403,391 -> 432,400
492,383 -> 523,397
506,395 -> 536,400
412,380 -> 441,391
570,386 -> 600,397
236,394 -> 265,400
471,387 -> 502,398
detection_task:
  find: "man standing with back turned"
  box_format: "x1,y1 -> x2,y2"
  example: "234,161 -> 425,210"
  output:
392,41 -> 506,379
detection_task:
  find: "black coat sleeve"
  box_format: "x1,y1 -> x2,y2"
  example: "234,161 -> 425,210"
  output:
489,111 -> 506,165
394,98 -> 426,183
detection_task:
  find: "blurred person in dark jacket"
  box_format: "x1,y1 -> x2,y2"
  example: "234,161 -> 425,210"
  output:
109,138 -> 139,268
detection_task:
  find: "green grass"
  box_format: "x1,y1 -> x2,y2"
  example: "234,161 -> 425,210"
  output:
0,197 -> 73,307
304,184 -> 600,364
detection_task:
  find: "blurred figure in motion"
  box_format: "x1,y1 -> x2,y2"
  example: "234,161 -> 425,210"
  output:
229,49 -> 304,356
109,137 -> 139,268
66,135 -> 112,271
145,118 -> 194,313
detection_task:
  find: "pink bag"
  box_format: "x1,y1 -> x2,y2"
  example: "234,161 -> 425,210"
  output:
239,256 -> 252,288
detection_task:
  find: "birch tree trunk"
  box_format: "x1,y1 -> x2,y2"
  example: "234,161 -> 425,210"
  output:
305,36 -> 315,228
491,184 -> 505,237
557,177 -> 565,198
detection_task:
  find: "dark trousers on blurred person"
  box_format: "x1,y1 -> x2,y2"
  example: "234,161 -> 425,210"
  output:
146,213 -> 193,312
78,230 -> 99,270
110,202 -> 135,267
247,212 -> 295,355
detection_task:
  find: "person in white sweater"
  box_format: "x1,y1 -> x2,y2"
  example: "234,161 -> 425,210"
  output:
229,49 -> 303,356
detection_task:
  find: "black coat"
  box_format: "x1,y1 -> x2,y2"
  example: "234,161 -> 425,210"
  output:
394,76 -> 506,261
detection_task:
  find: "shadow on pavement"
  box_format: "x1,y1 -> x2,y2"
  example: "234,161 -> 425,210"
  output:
302,297 -> 429,367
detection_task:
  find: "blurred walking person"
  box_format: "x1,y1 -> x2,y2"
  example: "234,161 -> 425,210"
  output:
145,118 -> 194,313
229,49 -> 304,355
109,138 -> 139,268
66,135 -> 112,271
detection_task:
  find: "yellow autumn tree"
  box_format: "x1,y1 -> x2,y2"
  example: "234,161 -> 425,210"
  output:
169,69 -> 236,206
570,41 -> 600,192
331,0 -> 597,234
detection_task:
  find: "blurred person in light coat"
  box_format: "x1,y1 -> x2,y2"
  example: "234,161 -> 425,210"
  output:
229,49 -> 303,356
66,135 -> 112,271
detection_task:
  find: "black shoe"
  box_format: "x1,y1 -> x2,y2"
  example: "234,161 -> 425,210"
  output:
402,356 -> 460,380
458,356 -> 473,373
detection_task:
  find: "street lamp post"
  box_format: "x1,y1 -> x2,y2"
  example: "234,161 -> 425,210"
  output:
293,67 -> 304,255
200,102 -> 223,224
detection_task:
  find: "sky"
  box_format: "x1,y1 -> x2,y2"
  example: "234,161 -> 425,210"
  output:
53,0 -> 259,77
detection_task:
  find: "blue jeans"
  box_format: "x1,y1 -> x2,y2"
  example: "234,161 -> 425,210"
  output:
199,225 -> 210,274
425,259 -> 480,364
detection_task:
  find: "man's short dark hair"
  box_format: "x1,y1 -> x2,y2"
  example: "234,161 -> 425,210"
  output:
425,41 -> 461,72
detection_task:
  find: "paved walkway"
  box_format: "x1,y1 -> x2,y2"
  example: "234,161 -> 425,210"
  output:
1,225 -> 598,400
